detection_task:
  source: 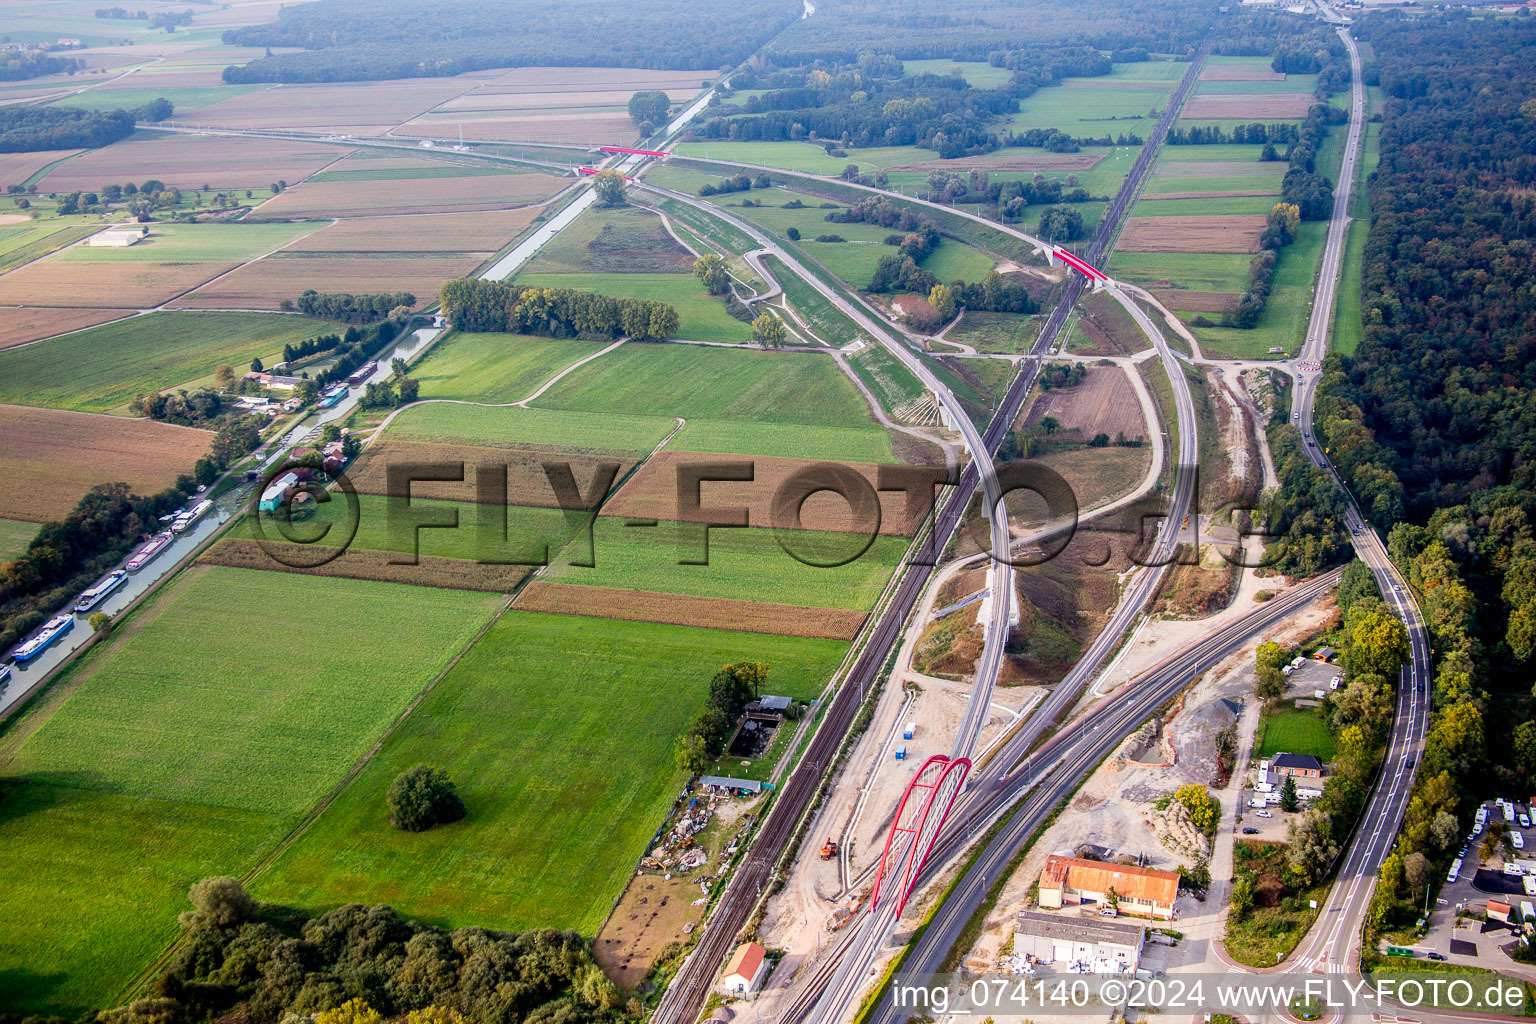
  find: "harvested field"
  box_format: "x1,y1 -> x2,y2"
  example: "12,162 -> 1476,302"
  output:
1156,161 -> 1284,180
603,450 -> 945,536
0,149 -> 81,187
1153,290 -> 1240,313
282,209 -> 541,253
0,308 -> 133,350
0,261 -> 235,308
1199,68 -> 1286,81
1020,366 -> 1146,441
886,151 -> 1102,172
343,439 -> 634,508
434,87 -> 697,113
38,135 -> 348,192
1141,189 -> 1281,200
395,111 -> 637,145
173,78 -> 476,130
199,537 -> 532,593
247,172 -> 563,218
1182,94 -> 1315,119
1117,215 -> 1267,254
170,254 -> 486,310
0,404 -> 211,521
513,581 -> 867,639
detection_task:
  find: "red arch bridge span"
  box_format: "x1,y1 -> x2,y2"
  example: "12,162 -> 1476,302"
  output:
870,754 -> 973,917
1052,247 -> 1108,283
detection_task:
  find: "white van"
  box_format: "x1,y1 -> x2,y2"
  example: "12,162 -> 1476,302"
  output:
1515,832 -> 1526,851
1448,858 -> 1463,883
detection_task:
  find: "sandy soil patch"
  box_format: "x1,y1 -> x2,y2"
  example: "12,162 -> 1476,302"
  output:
1182,93 -> 1315,119
344,440 -> 634,507
604,450 -> 947,537
0,149 -> 81,188
200,536 -> 532,592
513,581 -> 868,639
1118,215 -> 1267,254
0,307 -> 136,350
0,260 -> 235,308
1019,365 -> 1145,438
169,254 -> 487,309
1154,290 -> 1240,313
1200,68 -> 1286,82
246,172 -> 563,217
1141,189 -> 1282,200
39,135 -> 348,191
888,151 -> 1103,172
0,403 -> 212,521
283,208 -> 543,253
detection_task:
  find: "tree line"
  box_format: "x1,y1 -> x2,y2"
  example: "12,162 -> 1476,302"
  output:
439,278 -> 680,341
86,877 -> 627,1024
0,48 -> 83,82
219,0 -> 800,82
0,104 -> 163,154
293,290 -> 415,324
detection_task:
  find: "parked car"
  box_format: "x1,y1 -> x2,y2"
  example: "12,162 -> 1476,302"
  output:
1243,827 -> 1260,835
1427,952 -> 1446,962
1521,813 -> 1532,829
1256,810 -> 1274,819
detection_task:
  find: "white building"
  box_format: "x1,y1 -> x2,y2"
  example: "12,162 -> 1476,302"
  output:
87,228 -> 145,247
718,941 -> 768,994
1012,910 -> 1146,974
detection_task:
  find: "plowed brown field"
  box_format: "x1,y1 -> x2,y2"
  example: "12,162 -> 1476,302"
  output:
513,581 -> 867,639
1182,93 -> 1315,119
247,172 -> 563,217
1117,215 -> 1268,254
39,135 -> 348,191
169,254 -> 486,309
343,440 -> 634,507
284,209 -> 542,252
0,308 -> 134,350
200,537 -> 532,592
0,261 -> 235,307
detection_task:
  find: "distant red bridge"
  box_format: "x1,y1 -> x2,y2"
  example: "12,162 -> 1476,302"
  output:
1053,247 -> 1108,282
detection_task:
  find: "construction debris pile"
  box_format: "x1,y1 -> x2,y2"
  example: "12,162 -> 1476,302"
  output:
1144,796 -> 1210,859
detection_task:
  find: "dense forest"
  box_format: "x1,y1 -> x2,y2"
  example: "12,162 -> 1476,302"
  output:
0,100 -> 171,153
764,0 -> 1220,63
0,48 -> 83,82
219,0 -> 801,82
1304,10 -> 1536,937
439,279 -> 680,340
84,879 -> 628,1024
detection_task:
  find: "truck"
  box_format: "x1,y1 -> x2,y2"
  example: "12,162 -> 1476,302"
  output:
126,531 -> 174,572
74,569 -> 128,613
13,613 -> 74,663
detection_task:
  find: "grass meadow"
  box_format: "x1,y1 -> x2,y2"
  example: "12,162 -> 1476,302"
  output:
0,517 -> 39,560
0,311 -> 337,412
385,401 -> 678,456
413,332 -> 608,404
250,610 -> 848,935
1255,704 -> 1337,760
0,568 -> 499,1014
50,221 -> 323,263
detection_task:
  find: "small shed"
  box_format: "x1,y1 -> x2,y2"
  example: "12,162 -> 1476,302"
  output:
718,941 -> 768,994
759,695 -> 793,712
1313,646 -> 1337,662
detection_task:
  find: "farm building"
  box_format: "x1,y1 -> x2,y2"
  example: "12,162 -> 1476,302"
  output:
259,472 -> 299,513
1012,910 -> 1146,973
718,941 -> 769,994
1313,647 -> 1337,662
87,228 -> 145,247
1268,753 -> 1324,780
1036,855 -> 1179,920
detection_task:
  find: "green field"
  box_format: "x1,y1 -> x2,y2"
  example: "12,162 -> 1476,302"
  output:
49,85 -> 271,113
413,331 -> 607,403
251,610 -> 847,935
233,495 -> 578,565
771,255 -> 871,348
1011,83 -> 1172,137
1255,705 -> 1337,760
1107,250 -> 1253,293
548,518 -> 905,609
7,568 -> 500,814
1332,218 -> 1366,356
532,341 -> 895,462
1134,195 -> 1277,216
848,340 -> 923,415
512,271 -> 748,345
50,221 -> 323,263
0,568 -> 499,1014
944,310 -> 1038,354
0,311 -> 339,412
1194,76 -> 1318,95
0,517 -> 39,560
1187,222 -> 1327,359
521,205 -> 694,275
385,401 -> 677,456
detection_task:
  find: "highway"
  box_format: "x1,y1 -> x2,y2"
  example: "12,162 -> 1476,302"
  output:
1278,22 -> 1434,978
